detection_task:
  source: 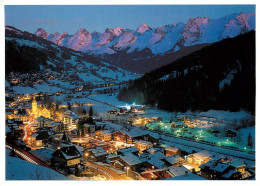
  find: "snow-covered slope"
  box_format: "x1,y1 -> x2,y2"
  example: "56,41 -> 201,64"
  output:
35,12 -> 255,55
6,148 -> 69,180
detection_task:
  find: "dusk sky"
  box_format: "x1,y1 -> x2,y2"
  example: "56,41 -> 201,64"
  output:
5,5 -> 255,34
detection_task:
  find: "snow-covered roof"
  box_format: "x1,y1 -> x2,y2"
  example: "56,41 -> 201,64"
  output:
148,132 -> 160,139
147,157 -> 165,168
145,148 -> 157,154
87,146 -> 108,157
74,145 -> 84,156
230,160 -> 246,168
58,145 -> 82,160
148,152 -> 166,160
122,129 -> 148,138
119,152 -> 142,166
168,166 -> 190,177
32,148 -> 54,161
117,147 -> 138,154
165,146 -> 179,152
67,114 -> 81,120
200,160 -> 229,173
191,150 -> 212,160
165,155 -> 183,165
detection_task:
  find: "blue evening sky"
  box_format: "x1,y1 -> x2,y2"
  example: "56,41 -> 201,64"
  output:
5,5 -> 255,34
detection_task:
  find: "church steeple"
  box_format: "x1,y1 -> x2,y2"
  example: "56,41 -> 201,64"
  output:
32,96 -> 37,115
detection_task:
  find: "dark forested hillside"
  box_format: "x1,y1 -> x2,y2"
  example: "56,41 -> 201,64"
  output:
118,31 -> 255,114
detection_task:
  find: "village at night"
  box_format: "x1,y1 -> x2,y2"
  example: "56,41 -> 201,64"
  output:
4,4 -> 256,181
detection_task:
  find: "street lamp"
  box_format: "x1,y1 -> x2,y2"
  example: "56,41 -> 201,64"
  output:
125,166 -> 130,178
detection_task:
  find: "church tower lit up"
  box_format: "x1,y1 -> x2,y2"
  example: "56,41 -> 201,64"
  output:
32,96 -> 37,115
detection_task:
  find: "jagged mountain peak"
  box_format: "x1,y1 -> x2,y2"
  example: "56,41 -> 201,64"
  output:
36,28 -> 49,39
111,27 -> 125,36
75,27 -> 90,35
137,23 -> 152,34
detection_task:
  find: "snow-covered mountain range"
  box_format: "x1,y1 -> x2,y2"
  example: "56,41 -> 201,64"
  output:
36,12 -> 255,55
5,26 -> 139,85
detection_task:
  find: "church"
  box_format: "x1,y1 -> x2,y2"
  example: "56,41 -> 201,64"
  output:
32,96 -> 51,119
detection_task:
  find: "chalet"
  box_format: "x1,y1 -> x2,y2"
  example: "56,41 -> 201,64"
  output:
143,147 -> 157,155
113,131 -> 127,143
163,155 -> 184,166
52,145 -> 82,167
186,150 -> 212,166
35,116 -> 47,128
229,159 -> 246,174
146,152 -> 166,169
31,131 -> 51,147
134,140 -> 153,151
143,133 -> 160,144
199,160 -> 242,180
167,166 -> 191,178
164,146 -> 182,156
63,114 -> 81,131
118,152 -> 143,171
113,129 -> 148,144
117,147 -> 139,156
95,130 -> 112,142
32,148 -> 55,165
84,146 -> 108,162
124,130 -> 149,144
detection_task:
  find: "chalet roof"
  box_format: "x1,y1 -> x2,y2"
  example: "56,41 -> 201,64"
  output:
147,157 -> 165,168
122,129 -> 148,138
33,148 -> 54,161
87,146 -> 108,157
117,147 -> 139,155
199,160 -> 230,173
191,150 -> 212,160
119,152 -> 142,166
56,145 -> 82,160
165,155 -> 183,165
230,160 -> 246,168
168,166 -> 190,177
145,148 -> 157,154
165,146 -> 179,152
147,132 -> 160,139
148,152 -> 166,160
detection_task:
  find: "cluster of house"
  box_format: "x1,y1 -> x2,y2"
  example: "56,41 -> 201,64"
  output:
5,107 -> 254,180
